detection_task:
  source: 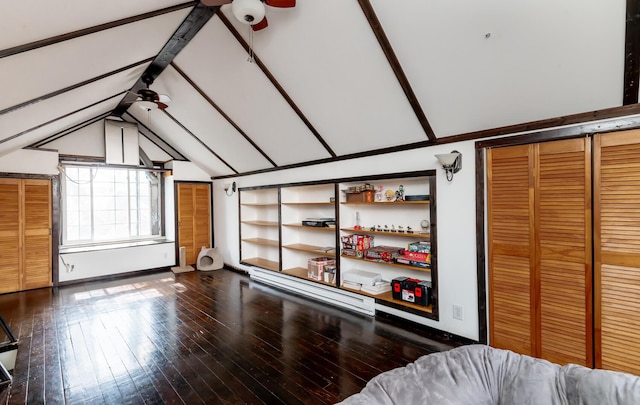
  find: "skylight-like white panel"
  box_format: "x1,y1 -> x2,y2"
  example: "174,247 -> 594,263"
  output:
174,17 -> 334,165
221,1 -> 429,156
371,0 -> 625,137
0,0 -> 187,50
0,9 -> 189,112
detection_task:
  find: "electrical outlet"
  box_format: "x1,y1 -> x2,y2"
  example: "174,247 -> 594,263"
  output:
453,304 -> 463,320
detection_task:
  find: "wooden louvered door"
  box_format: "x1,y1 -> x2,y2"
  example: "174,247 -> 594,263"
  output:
488,138 -> 592,366
0,179 -> 22,293
0,178 -> 52,294
176,183 -> 211,265
594,130 -> 640,374
536,138 -> 591,366
488,144 -> 535,356
22,179 -> 52,290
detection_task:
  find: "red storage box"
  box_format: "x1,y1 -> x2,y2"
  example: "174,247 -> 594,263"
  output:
402,249 -> 431,263
364,246 -> 403,263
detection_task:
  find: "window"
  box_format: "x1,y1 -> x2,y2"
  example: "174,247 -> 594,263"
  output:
61,165 -> 162,245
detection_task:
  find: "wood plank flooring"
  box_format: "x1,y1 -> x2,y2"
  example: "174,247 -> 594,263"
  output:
0,269 -> 460,404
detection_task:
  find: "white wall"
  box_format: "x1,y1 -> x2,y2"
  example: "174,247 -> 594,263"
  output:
58,242 -> 175,283
0,148 -> 59,174
213,140 -> 480,341
166,160 -> 212,181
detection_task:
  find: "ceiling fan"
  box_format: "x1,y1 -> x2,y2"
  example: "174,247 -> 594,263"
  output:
201,0 -> 296,31
128,76 -> 172,111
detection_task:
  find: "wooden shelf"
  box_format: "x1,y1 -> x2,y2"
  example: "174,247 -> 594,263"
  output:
241,220 -> 279,227
283,243 -> 336,256
242,238 -> 279,247
341,200 -> 429,205
340,286 -> 433,314
340,227 -> 430,239
283,223 -> 336,231
240,203 -> 279,207
242,257 -> 279,271
283,267 -> 336,287
282,202 -> 334,206
341,255 -> 431,273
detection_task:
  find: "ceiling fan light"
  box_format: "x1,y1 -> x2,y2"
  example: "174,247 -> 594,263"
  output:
232,0 -> 266,25
137,100 -> 158,111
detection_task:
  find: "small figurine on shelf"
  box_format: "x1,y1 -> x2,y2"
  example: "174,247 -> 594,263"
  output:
383,225 -> 390,232
375,185 -> 383,202
395,184 -> 405,202
391,225 -> 396,233
398,225 -> 405,233
406,226 -> 414,234
354,211 -> 362,229
370,225 -> 376,231
376,224 -> 382,232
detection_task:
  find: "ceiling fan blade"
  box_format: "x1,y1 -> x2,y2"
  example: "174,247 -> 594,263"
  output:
265,0 -> 295,7
201,0 -> 232,6
252,17 -> 268,31
158,94 -> 172,103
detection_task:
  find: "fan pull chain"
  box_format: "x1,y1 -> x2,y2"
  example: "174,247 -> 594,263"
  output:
247,26 -> 255,63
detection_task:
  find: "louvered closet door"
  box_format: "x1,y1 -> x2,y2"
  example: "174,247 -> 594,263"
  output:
536,138 -> 591,366
177,183 -> 211,265
0,179 -> 21,293
193,184 -> 211,259
177,183 -> 196,264
22,179 -> 52,290
594,130 -> 640,374
488,144 -> 535,356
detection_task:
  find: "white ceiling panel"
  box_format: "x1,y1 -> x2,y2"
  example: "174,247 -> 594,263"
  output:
0,64 -> 146,141
43,121 -> 106,157
0,9 -> 189,112
371,0 -> 626,137
0,98 -> 119,158
0,0 -> 188,50
221,1 -> 428,155
133,64 -> 275,173
127,107 -> 235,177
174,17 -> 333,165
139,136 -> 173,163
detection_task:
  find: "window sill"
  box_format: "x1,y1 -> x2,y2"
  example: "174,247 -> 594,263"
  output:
59,239 -> 174,254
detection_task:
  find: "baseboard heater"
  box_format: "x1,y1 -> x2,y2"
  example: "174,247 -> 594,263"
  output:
250,267 -> 376,316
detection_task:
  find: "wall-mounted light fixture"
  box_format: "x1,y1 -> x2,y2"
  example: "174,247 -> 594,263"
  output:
434,150 -> 462,182
224,181 -> 237,196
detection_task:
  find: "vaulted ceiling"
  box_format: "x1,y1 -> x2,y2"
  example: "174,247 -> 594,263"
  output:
2,0 -> 639,178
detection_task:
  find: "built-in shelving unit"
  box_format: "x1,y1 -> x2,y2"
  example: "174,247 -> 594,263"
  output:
338,173 -> 437,318
238,170 -> 438,321
281,183 -> 337,285
239,188 -> 280,272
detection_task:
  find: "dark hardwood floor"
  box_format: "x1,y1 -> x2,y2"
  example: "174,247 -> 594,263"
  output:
0,269 -> 460,404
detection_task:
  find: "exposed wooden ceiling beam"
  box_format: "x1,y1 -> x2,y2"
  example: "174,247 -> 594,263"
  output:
357,0 -> 436,141
218,12 -> 338,158
624,0 -> 640,104
112,3 -> 221,116
0,2 -> 197,59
